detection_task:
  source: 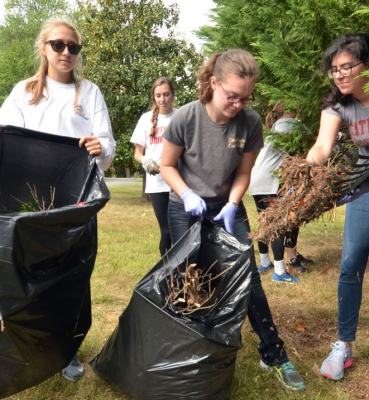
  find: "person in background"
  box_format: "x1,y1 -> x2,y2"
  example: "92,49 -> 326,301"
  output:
307,32 -> 369,381
160,49 -> 305,391
130,77 -> 176,256
249,101 -> 314,283
0,16 -> 116,381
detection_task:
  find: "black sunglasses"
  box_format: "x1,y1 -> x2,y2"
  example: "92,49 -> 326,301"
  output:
45,40 -> 82,55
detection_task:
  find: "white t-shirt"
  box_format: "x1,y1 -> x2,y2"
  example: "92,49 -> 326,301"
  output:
130,109 -> 176,193
249,118 -> 305,196
0,77 -> 116,172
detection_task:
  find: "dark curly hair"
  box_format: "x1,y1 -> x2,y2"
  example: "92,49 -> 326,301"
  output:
322,33 -> 369,109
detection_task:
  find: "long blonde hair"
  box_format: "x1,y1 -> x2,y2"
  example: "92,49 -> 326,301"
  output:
25,16 -> 83,105
197,49 -> 260,103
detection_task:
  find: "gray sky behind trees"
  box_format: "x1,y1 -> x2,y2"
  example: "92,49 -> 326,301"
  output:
162,0 -> 214,49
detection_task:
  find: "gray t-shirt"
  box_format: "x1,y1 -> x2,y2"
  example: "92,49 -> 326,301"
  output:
163,100 -> 263,204
323,97 -> 369,157
249,118 -> 302,195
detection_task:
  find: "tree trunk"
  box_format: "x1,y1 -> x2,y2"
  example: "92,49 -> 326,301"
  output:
141,173 -> 150,202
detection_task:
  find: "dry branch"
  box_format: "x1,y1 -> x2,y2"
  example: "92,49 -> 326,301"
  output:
164,260 -> 231,315
11,183 -> 56,212
249,144 -> 369,244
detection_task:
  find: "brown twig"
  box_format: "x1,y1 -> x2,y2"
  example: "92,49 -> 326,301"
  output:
11,183 -> 56,211
164,259 -> 232,315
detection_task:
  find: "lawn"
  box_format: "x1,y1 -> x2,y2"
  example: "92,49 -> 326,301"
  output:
8,184 -> 369,400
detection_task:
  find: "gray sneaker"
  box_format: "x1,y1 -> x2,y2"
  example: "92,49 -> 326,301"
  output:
320,341 -> 353,380
62,353 -> 85,381
260,360 -> 305,390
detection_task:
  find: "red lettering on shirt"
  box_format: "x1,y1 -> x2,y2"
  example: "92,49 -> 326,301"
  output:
358,119 -> 366,135
350,122 -> 359,136
155,126 -> 167,135
149,136 -> 164,145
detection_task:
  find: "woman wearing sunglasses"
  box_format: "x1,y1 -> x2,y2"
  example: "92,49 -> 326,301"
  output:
0,17 -> 116,381
160,49 -> 305,391
0,16 -> 115,172
307,33 -> 369,381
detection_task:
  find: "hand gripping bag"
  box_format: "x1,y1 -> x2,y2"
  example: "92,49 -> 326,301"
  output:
90,219 -> 253,400
0,125 -> 110,398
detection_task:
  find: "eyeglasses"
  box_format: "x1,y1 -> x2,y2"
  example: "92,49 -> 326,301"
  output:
45,40 -> 82,55
327,61 -> 363,78
219,84 -> 255,105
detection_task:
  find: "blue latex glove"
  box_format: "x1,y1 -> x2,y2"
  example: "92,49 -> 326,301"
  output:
180,189 -> 207,217
286,186 -> 294,196
337,187 -> 360,206
213,202 -> 237,234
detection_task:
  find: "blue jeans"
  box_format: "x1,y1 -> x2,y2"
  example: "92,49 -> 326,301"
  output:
168,200 -> 288,366
338,191 -> 369,342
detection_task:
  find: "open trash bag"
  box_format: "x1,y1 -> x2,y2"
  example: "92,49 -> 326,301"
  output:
0,125 -> 110,398
90,219 -> 253,400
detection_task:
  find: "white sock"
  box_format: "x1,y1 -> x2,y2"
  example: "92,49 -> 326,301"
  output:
260,253 -> 271,267
274,260 -> 286,276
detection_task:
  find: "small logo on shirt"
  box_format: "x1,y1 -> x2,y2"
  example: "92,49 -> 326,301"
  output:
228,138 -> 245,148
74,104 -> 89,120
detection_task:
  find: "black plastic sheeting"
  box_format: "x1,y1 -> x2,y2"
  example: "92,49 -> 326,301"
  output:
0,125 -> 110,398
91,219 -> 253,400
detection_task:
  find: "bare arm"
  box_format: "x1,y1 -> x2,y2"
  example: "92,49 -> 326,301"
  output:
306,113 -> 342,164
133,144 -> 145,164
229,151 -> 257,205
160,138 -> 188,196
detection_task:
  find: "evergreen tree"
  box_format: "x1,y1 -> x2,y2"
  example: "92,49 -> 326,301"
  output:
197,0 -> 369,131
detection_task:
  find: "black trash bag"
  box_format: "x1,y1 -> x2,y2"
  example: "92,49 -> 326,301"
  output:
0,125 -> 110,398
90,219 -> 253,400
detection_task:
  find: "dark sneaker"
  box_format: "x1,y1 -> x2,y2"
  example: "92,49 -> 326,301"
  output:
287,258 -> 307,273
272,272 -> 299,283
258,262 -> 274,273
320,341 -> 353,380
62,353 -> 85,381
260,360 -> 306,391
296,252 -> 314,265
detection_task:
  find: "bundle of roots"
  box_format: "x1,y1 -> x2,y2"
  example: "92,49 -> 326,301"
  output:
164,261 -> 231,315
249,143 -> 369,244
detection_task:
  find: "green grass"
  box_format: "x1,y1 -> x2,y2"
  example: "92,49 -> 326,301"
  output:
8,185 -> 369,399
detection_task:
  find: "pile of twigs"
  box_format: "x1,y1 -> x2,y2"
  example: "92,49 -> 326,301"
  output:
11,183 -> 55,212
249,144 -> 369,244
164,261 -> 231,315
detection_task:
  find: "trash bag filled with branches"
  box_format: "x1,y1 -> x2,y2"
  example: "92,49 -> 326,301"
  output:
0,125 -> 110,399
91,219 -> 254,400
249,141 -> 369,244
